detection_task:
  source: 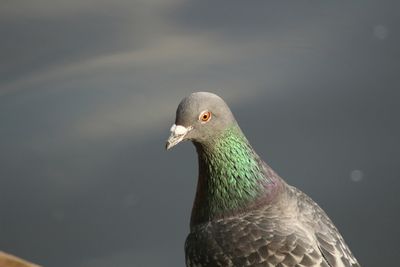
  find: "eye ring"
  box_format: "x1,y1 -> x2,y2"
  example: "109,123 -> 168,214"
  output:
199,111 -> 212,123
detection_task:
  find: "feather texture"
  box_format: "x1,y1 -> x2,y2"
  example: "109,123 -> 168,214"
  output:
167,92 -> 360,267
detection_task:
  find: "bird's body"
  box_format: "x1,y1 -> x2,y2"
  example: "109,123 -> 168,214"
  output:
166,92 -> 360,267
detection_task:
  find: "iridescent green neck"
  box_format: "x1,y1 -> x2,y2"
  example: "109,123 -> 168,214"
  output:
191,125 -> 278,226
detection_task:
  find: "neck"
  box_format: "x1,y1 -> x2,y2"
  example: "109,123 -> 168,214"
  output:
190,125 -> 282,227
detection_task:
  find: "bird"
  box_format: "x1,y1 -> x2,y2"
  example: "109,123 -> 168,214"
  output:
166,92 -> 360,267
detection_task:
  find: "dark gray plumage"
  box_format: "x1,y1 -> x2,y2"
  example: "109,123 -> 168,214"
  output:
166,92 -> 360,267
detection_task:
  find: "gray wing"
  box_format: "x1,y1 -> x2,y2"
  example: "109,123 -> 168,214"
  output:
293,186 -> 361,267
185,225 -> 234,267
185,189 -> 360,267
185,215 -> 330,267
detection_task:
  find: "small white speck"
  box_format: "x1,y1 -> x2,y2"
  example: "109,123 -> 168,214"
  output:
350,169 -> 363,182
52,210 -> 65,221
123,193 -> 138,208
373,25 -> 388,40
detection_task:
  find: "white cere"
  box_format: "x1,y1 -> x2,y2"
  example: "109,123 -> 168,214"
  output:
171,124 -> 191,135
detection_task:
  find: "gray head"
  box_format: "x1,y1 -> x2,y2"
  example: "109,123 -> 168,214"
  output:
166,92 -> 236,150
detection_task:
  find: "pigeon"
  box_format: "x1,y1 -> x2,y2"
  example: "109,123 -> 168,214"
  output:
166,92 -> 360,267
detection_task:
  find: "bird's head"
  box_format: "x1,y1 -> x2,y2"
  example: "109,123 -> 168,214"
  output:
166,92 -> 236,150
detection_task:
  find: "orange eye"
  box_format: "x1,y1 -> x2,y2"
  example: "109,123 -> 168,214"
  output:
199,111 -> 212,122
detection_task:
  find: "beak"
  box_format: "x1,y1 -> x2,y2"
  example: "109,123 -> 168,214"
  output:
165,124 -> 193,150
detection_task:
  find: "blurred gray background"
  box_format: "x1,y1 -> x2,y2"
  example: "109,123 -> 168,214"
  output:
0,1 -> 399,266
